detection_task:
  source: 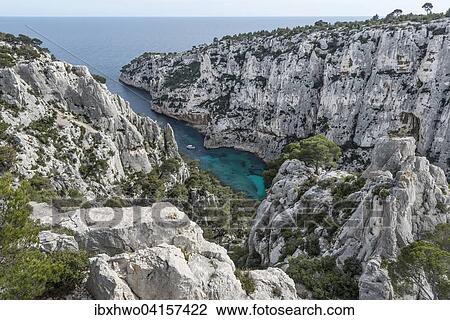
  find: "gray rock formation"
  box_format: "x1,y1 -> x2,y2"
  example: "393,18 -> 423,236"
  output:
38,230 -> 79,253
333,137 -> 449,299
247,267 -> 298,300
32,202 -> 297,300
247,136 -> 449,299
248,159 -> 355,267
0,38 -> 186,199
121,19 -> 450,176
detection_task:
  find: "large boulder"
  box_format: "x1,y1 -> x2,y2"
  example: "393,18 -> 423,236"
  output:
32,202 -> 297,300
247,268 -> 298,300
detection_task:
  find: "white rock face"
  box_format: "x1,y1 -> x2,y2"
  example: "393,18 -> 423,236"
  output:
87,254 -> 137,300
247,137 -> 449,299
88,245 -> 247,300
247,268 -> 298,300
38,230 -> 79,253
0,46 -> 185,198
248,159 -> 354,267
32,202 -> 297,300
332,137 -> 449,299
121,19 -> 450,176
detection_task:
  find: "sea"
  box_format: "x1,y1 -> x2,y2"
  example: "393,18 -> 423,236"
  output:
0,17 -> 361,199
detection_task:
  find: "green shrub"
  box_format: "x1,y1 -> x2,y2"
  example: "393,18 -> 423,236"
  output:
262,166 -> 280,186
0,249 -> 88,299
167,183 -> 189,201
0,121 -> 10,140
28,174 -> 57,203
0,176 -> 88,299
235,269 -> 256,295
263,135 -> 341,185
0,176 -> 39,254
0,45 -> 15,68
280,229 -> 304,260
372,182 -> 393,199
104,197 -> 127,208
331,175 -> 366,202
27,114 -> 58,145
286,255 -> 359,299
296,177 -> 318,199
0,146 -> 16,173
0,99 -> 23,117
164,61 -> 201,89
92,74 -> 107,84
159,158 -> 182,176
388,240 -> 450,299
79,147 -> 108,181
285,135 -> 341,174
67,188 -> 84,199
304,234 -> 321,256
140,171 -> 166,201
343,256 -> 363,277
229,244 -> 249,268
428,224 -> 450,251
15,45 -> 40,61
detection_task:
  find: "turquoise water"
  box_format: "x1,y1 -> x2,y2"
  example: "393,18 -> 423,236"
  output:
0,17 -> 360,199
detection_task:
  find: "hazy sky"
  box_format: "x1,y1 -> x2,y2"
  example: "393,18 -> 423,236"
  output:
1,0 -> 449,17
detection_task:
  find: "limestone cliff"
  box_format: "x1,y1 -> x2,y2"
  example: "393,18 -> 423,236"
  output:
0,34 -> 185,199
121,18 -> 450,175
247,136 -> 449,299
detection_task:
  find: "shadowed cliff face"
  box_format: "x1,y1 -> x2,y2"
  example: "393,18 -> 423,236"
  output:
121,19 -> 450,174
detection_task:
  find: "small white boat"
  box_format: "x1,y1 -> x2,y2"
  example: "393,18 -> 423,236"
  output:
186,144 -> 196,150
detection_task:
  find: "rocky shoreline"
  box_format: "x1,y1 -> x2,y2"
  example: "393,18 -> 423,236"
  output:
120,18 -> 450,175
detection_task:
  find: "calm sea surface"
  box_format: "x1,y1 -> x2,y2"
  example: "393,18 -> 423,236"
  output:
0,17 -> 361,199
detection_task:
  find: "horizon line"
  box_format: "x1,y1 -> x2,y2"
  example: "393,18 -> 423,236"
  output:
0,15 -> 369,18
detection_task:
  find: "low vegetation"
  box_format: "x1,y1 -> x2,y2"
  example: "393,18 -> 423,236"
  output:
0,33 -> 43,69
263,135 -> 341,185
120,158 -> 257,249
220,7 -> 449,43
0,146 -> 16,174
286,255 -> 360,299
387,224 -> 450,299
92,74 -> 107,84
0,175 -> 88,299
235,269 -> 256,295
164,61 -> 201,89
79,147 -> 109,182
26,114 -> 59,145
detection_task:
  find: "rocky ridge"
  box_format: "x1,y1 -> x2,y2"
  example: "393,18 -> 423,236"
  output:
247,136 -> 449,299
0,35 -> 186,199
120,18 -> 450,175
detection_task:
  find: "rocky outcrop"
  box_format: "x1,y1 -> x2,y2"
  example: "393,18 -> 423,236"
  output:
38,231 -> 79,253
248,160 -> 356,267
121,19 -> 450,176
0,37 -> 186,199
32,202 -> 297,300
333,137 -> 449,299
247,136 -> 449,299
247,268 -> 297,300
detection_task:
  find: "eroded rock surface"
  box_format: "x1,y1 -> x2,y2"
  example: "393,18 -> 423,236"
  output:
0,42 -> 185,198
121,19 -> 450,176
248,137 -> 449,299
32,202 -> 297,300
